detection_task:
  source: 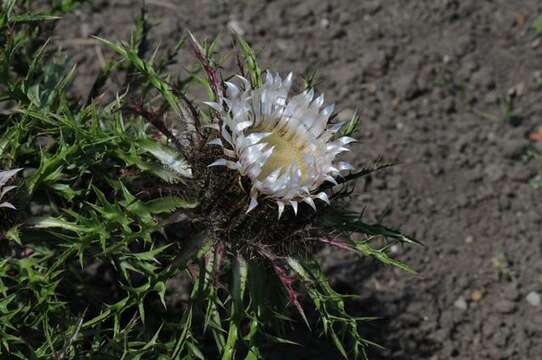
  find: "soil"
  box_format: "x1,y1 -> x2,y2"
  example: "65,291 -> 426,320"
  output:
54,0 -> 542,358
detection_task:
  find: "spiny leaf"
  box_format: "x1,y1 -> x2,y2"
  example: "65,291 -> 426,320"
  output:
341,111 -> 361,137
145,196 -> 198,213
93,36 -> 183,116
137,139 -> 192,178
235,35 -> 262,88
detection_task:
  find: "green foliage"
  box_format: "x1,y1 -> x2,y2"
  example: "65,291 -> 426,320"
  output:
235,35 -> 263,88
341,111 -> 361,137
0,2 -> 418,359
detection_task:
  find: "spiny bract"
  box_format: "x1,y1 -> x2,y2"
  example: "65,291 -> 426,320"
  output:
0,168 -> 22,210
205,71 -> 355,218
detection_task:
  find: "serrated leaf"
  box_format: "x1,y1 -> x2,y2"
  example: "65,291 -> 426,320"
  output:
27,216 -> 93,233
137,139 -> 192,178
4,225 -> 21,245
145,196 -> 198,214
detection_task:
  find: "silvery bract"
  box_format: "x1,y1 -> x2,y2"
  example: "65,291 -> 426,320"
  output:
206,71 -> 355,218
0,168 -> 22,210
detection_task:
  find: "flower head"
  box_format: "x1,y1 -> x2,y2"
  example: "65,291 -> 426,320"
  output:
206,71 -> 355,217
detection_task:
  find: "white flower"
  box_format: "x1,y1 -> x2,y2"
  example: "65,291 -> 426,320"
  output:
206,71 -> 355,218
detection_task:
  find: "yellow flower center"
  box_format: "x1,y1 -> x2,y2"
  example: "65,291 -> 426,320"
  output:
256,129 -> 309,182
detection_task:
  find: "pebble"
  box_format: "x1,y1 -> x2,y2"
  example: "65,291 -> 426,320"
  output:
526,291 -> 541,307
465,235 -> 474,244
227,19 -> 244,35
507,82 -> 526,97
365,82 -> 377,94
471,290 -> 483,302
454,296 -> 468,310
320,18 -> 330,28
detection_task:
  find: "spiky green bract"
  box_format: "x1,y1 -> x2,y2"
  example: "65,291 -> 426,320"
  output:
0,3 -> 418,359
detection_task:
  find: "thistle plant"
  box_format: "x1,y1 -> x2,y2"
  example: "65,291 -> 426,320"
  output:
0,2 -> 418,359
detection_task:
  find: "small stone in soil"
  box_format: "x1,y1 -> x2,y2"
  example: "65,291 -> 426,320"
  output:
526,291 -> 541,307
454,296 -> 468,310
471,290 -> 483,302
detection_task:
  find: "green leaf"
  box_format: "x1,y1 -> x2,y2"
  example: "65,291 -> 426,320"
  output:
82,309 -> 111,328
4,225 -> 21,245
222,256 -> 248,360
341,111 -> 361,137
27,216 -> 93,233
93,36 -> 184,116
236,35 -> 262,88
145,196 -> 198,214
137,139 -> 192,178
352,240 -> 415,274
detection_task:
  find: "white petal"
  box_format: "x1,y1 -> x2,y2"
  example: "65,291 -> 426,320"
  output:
0,168 -> 22,188
277,201 -> 285,219
1,185 -> 17,198
305,88 -> 314,102
337,162 -> 354,171
246,188 -> 259,213
236,75 -> 251,90
327,121 -> 344,133
312,94 -> 324,109
321,103 -> 335,118
203,101 -> 223,112
284,72 -> 293,88
245,132 -> 271,145
223,149 -> 237,158
208,159 -> 239,170
289,200 -> 298,215
315,192 -> 330,205
265,71 -> 273,85
0,202 -> 16,210
337,136 -> 357,145
273,72 -> 282,87
226,81 -> 240,98
221,126 -> 233,145
303,197 -> 316,211
236,121 -> 253,132
327,145 -> 350,156
202,123 -> 220,130
324,175 -> 338,185
207,138 -> 223,147
265,168 -> 282,183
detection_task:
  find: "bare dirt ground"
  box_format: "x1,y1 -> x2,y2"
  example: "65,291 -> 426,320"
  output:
55,0 -> 542,358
